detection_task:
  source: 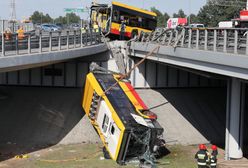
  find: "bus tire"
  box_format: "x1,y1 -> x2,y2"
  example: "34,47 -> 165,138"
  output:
103,147 -> 111,159
131,30 -> 138,38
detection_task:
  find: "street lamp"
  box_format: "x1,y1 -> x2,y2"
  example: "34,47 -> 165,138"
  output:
188,0 -> 191,25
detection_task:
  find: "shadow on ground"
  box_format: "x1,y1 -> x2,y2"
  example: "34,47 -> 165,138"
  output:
0,86 -> 86,161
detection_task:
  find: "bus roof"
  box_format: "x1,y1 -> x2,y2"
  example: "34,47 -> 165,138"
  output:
112,1 -> 157,17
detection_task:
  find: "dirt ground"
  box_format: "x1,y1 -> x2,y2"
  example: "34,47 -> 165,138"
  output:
0,143 -> 226,168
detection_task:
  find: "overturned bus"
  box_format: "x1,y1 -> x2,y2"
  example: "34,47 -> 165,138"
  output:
82,71 -> 164,167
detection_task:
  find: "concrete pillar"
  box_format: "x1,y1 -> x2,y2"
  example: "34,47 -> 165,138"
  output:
225,78 -> 245,159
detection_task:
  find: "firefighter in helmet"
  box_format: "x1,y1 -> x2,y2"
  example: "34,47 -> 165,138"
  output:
195,144 -> 209,168
209,145 -> 218,168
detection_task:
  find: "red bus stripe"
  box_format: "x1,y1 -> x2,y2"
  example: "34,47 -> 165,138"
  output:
125,82 -> 148,109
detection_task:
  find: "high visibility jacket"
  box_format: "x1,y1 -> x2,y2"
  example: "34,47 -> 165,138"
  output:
195,150 -> 209,166
119,23 -> 126,32
93,24 -> 99,33
210,154 -> 217,167
81,28 -> 86,34
17,28 -> 25,40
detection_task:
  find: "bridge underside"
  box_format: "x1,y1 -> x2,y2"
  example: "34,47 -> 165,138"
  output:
0,40 -> 248,161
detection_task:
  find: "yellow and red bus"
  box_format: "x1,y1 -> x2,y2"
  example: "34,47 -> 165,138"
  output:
90,1 -> 157,39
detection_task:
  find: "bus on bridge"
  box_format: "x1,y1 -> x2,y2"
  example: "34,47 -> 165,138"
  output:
90,1 -> 157,39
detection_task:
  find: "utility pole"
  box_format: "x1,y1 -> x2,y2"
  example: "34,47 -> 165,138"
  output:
9,0 -> 16,22
247,0 -> 248,10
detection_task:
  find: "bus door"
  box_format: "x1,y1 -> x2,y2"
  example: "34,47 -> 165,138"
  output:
90,4 -> 111,33
96,100 -> 121,158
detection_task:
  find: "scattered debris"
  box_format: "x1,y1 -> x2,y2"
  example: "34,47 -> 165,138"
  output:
14,154 -> 29,159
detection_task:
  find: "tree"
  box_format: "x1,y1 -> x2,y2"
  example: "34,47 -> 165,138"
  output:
173,9 -> 186,18
151,7 -> 170,27
188,14 -> 198,24
30,11 -> 52,24
197,0 -> 246,27
54,13 -> 80,24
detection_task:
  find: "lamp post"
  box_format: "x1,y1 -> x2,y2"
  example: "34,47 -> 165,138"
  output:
188,0 -> 191,25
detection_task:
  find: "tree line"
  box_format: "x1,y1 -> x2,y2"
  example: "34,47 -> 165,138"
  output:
30,11 -> 81,24
30,0 -> 247,27
151,0 -> 247,27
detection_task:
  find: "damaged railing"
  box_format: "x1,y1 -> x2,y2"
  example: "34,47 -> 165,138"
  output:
0,29 -> 102,56
138,27 -> 248,55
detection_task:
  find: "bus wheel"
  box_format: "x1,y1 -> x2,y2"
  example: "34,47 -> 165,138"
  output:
103,147 -> 111,159
131,30 -> 138,38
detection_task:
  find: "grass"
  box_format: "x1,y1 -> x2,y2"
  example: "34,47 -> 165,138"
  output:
0,143 -> 199,168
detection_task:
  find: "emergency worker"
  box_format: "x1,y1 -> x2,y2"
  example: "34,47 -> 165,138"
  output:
93,22 -> 99,33
209,145 -> 218,168
81,25 -> 87,34
17,26 -> 25,40
119,20 -> 126,40
195,144 -> 209,168
4,28 -> 12,40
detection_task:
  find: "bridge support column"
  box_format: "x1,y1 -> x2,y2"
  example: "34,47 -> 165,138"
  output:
225,78 -> 245,160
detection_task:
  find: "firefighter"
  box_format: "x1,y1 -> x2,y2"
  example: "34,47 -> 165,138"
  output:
209,145 -> 218,168
195,144 -> 209,168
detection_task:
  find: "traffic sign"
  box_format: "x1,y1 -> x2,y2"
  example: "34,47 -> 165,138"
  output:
64,8 -> 85,13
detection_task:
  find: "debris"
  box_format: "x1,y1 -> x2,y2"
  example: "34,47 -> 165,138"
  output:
68,150 -> 76,153
48,149 -> 53,152
14,154 -> 29,159
99,156 -> 105,160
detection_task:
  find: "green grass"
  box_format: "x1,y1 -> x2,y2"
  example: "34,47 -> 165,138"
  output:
2,144 -> 198,168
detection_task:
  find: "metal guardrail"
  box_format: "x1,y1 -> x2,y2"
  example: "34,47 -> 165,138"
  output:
138,27 -> 248,55
0,29 -> 102,56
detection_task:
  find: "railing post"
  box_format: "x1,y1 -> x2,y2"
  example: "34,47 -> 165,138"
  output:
168,31 -> 173,45
204,29 -> 208,50
1,20 -> 5,56
85,32 -> 88,46
15,33 -> 18,55
90,29 -> 93,45
58,31 -> 61,51
39,30 -> 42,53
67,31 -> 69,50
49,31 -> 52,52
188,29 -> 192,48
74,30 -> 76,48
196,29 -> 199,49
246,31 -> 248,55
234,30 -> 238,54
213,29 -> 217,52
28,33 -> 31,54
80,29 -> 82,47
180,29 -> 185,47
223,29 -> 227,53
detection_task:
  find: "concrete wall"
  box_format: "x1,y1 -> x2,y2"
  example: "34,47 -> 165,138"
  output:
0,57 -> 224,89
128,58 -> 225,88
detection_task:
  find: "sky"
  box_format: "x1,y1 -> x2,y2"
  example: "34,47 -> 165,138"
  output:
0,0 -> 206,20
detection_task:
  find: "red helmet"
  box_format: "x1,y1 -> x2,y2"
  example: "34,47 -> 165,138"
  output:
211,145 -> 217,151
199,144 -> 206,150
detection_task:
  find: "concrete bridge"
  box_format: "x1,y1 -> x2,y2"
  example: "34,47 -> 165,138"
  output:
0,30 -> 108,72
130,27 -> 248,160
0,27 -> 248,164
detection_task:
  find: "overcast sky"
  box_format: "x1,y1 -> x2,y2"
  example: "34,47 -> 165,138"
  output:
0,0 -> 206,20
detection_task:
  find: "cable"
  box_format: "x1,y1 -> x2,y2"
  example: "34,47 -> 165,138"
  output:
100,45 -> 160,97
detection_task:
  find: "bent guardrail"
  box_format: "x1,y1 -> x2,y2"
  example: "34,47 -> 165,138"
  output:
139,27 -> 248,55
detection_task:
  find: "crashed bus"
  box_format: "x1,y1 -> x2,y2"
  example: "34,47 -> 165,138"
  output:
82,68 -> 164,167
90,1 -> 157,39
